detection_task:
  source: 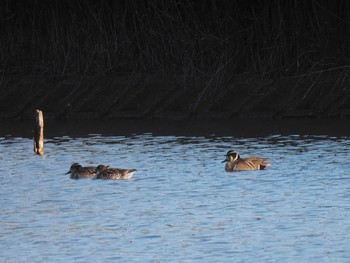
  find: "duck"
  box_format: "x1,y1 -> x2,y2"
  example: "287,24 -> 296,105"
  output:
222,150 -> 271,171
96,165 -> 137,180
66,163 -> 98,179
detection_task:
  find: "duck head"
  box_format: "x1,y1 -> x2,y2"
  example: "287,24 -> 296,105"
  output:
66,163 -> 82,174
221,150 -> 240,163
96,165 -> 110,172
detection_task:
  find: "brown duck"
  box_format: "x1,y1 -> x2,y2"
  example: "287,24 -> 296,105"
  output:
66,163 -> 98,179
96,165 -> 136,180
222,150 -> 271,171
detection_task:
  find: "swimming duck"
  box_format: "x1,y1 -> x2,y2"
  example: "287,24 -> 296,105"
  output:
66,163 -> 98,179
96,165 -> 136,180
222,150 -> 271,171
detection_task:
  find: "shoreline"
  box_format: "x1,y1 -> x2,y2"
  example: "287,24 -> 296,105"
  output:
1,118 -> 349,138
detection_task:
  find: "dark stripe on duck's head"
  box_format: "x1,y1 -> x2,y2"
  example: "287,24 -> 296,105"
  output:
227,151 -> 239,159
221,150 -> 240,163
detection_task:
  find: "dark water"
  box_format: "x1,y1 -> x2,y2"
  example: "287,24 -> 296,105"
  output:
1,120 -> 350,262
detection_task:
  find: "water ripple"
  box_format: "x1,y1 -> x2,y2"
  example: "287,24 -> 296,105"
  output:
0,134 -> 349,262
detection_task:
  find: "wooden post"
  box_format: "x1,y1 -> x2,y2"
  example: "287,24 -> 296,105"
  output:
34,109 -> 44,156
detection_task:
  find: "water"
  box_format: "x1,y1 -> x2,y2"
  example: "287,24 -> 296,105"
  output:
1,121 -> 350,262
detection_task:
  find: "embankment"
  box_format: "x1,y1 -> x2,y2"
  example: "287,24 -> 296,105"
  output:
1,71 -> 350,120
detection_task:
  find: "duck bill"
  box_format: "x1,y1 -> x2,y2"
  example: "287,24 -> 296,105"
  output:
65,171 -> 70,174
221,159 -> 227,163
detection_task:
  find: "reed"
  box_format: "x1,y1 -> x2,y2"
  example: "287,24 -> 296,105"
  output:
1,0 -> 349,82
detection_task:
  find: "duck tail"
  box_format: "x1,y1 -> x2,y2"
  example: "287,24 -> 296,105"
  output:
259,163 -> 271,170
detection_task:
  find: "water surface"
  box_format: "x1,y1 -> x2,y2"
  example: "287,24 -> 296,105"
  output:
0,120 -> 350,262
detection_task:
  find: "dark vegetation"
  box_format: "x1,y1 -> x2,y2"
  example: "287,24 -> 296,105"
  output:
1,0 -> 350,119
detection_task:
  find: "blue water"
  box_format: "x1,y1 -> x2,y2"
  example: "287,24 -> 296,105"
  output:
1,133 -> 350,262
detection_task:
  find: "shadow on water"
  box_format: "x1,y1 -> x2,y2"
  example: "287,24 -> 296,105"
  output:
0,118 -> 350,138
